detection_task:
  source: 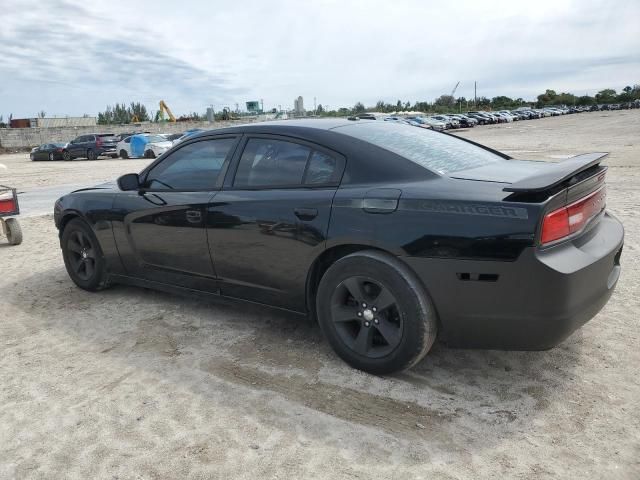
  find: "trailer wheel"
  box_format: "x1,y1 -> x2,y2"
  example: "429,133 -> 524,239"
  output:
5,218 -> 23,245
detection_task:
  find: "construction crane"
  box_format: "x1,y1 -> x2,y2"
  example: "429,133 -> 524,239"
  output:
450,81 -> 460,99
158,100 -> 176,122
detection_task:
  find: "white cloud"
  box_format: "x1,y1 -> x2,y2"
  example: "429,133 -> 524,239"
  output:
0,0 -> 638,117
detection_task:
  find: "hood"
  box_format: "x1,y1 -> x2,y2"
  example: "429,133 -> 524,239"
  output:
71,180 -> 119,193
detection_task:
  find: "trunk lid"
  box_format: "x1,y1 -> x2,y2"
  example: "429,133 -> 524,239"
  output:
451,153 -> 609,246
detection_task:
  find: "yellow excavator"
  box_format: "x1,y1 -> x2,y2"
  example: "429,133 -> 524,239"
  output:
158,100 -> 176,122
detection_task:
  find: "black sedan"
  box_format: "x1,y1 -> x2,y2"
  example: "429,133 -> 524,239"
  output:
30,143 -> 68,161
54,120 -> 624,374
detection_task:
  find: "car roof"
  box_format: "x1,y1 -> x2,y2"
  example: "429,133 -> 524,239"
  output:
192,118 -> 356,136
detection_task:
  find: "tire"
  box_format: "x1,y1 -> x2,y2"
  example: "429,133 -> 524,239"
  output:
120,149 -> 128,159
61,218 -> 109,291
5,218 -> 23,245
316,250 -> 437,374
63,150 -> 71,161
144,149 -> 155,159
87,149 -> 96,160
30,153 -> 35,161
49,152 -> 55,161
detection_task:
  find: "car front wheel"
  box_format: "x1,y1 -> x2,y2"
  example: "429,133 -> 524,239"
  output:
61,218 -> 109,291
63,150 -> 71,161
316,250 -> 437,374
120,149 -> 128,159
87,149 -> 96,160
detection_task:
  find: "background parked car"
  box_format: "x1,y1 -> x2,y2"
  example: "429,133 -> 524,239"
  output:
116,134 -> 172,159
449,114 -> 477,127
432,115 -> 459,129
29,143 -> 68,161
63,134 -> 119,160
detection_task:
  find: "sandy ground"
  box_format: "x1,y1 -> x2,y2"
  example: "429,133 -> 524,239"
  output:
0,111 -> 639,479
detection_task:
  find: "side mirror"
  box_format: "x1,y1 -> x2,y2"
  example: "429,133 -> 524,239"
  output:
117,173 -> 141,191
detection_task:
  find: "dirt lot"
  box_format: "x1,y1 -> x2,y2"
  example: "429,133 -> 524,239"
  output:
1,111 -> 639,479
0,154 -> 154,190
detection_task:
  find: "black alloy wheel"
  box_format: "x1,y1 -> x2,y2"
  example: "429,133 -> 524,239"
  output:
66,229 -> 98,281
63,150 -> 71,161
316,250 -> 437,374
330,276 -> 403,358
87,149 -> 96,160
61,218 -> 109,291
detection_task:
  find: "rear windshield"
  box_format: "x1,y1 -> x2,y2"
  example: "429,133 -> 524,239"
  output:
335,122 -> 504,174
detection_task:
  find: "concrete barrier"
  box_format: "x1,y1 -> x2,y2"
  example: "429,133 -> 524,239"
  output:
0,119 -> 262,148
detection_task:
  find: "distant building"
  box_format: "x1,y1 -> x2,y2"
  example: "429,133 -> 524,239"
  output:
293,96 -> 305,115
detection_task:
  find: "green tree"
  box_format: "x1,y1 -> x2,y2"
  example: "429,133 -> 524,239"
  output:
434,94 -> 454,107
129,102 -> 149,121
491,96 -> 514,108
576,95 -> 595,106
353,102 -> 365,114
316,104 -> 324,114
537,89 -> 557,105
595,89 -> 616,103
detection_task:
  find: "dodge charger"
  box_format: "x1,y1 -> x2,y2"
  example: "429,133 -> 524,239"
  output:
54,120 -> 624,374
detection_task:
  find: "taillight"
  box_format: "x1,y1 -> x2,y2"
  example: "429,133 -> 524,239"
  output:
96,137 -> 103,147
56,148 -> 63,152
540,186 -> 606,245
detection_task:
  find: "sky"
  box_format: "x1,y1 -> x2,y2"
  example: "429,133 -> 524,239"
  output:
1,0 -> 639,118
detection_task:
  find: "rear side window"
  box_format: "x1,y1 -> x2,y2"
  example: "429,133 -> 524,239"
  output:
145,138 -> 235,190
336,122 -> 504,174
305,151 -> 337,184
234,139 -> 311,187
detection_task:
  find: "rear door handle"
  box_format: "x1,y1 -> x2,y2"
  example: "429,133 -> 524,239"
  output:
186,210 -> 202,223
294,207 -> 318,221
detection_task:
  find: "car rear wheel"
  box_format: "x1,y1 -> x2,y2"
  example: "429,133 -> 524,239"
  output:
49,152 -> 54,161
120,149 -> 128,159
61,218 -> 109,291
144,149 -> 155,159
63,150 -> 71,161
316,250 -> 437,374
87,149 -> 96,160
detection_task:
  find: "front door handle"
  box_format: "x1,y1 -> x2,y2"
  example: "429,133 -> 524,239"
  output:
294,207 -> 318,221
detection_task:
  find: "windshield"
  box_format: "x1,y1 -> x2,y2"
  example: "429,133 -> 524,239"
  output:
146,135 -> 167,143
335,122 -> 505,174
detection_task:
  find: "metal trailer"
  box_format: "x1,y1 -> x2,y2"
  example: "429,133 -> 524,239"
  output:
0,185 -> 22,245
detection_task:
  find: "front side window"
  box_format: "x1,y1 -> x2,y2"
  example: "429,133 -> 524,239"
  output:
234,138 -> 311,187
145,138 -> 235,190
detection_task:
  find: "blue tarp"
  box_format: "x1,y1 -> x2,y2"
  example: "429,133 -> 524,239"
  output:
130,134 -> 149,157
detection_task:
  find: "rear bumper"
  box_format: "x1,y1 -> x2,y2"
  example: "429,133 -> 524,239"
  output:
97,146 -> 117,156
404,212 -> 624,350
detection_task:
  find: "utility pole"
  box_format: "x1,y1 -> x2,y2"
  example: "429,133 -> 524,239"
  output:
474,81 -> 477,107
314,96 -> 317,116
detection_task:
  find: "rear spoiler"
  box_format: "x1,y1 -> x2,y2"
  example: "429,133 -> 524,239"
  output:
503,152 -> 608,193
